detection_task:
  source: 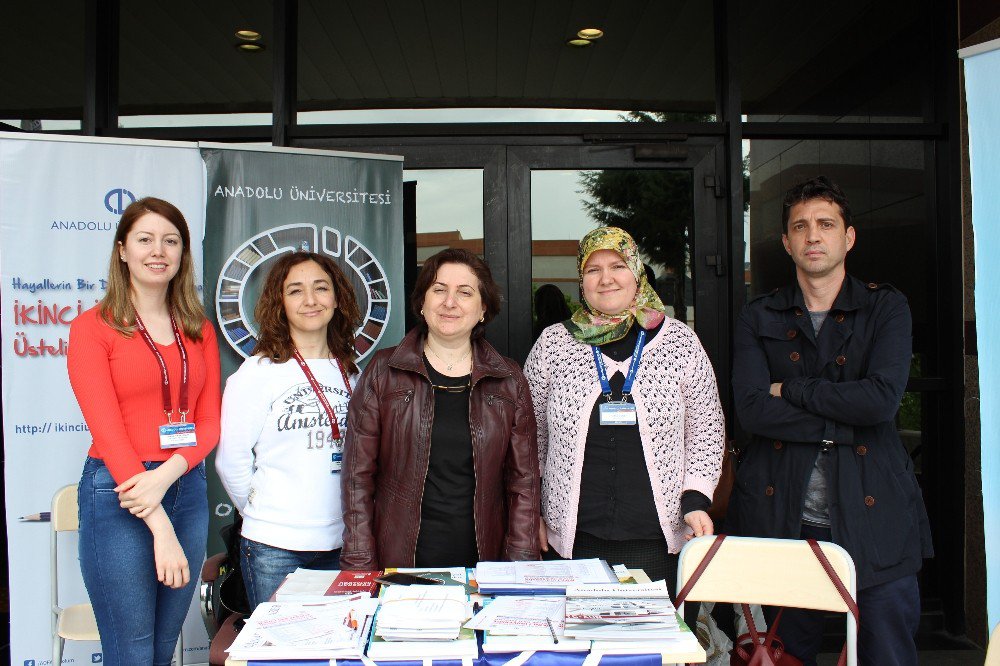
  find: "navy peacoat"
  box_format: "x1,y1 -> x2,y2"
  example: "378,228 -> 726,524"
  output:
730,275 -> 933,589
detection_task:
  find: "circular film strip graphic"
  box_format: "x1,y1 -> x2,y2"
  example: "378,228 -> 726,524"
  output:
215,223 -> 391,361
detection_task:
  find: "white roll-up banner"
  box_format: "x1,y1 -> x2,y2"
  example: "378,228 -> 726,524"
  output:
1,132 -> 405,665
0,133 -> 208,665
961,38 -> 1000,631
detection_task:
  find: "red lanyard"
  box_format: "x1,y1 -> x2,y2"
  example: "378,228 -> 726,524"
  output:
292,349 -> 353,440
134,311 -> 189,423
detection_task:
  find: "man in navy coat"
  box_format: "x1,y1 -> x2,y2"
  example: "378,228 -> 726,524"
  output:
731,176 -> 932,666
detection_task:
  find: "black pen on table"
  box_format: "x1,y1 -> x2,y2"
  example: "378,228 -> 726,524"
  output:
545,617 -> 559,644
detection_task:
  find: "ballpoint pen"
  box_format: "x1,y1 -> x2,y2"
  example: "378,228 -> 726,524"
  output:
545,617 -> 559,644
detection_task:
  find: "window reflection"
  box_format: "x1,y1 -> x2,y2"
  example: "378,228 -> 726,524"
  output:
403,169 -> 485,266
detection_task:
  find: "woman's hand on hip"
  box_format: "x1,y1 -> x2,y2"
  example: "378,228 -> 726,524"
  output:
683,510 -> 714,541
116,454 -> 189,518
144,507 -> 191,589
539,520 -> 549,553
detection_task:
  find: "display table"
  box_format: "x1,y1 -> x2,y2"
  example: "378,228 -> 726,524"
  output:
227,648 -> 705,666
223,570 -> 706,666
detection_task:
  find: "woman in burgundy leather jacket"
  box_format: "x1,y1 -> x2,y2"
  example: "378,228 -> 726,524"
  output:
340,248 -> 540,569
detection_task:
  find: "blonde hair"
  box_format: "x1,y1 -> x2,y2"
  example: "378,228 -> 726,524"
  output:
99,197 -> 205,340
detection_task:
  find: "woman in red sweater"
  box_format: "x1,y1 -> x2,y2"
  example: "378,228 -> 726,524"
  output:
67,197 -> 220,666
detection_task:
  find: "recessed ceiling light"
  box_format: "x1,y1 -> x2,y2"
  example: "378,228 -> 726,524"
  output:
236,29 -> 262,41
577,28 -> 604,40
236,42 -> 265,52
566,39 -> 593,47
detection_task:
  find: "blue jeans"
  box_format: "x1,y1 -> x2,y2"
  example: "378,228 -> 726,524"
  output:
240,536 -> 341,610
763,523 -> 920,666
78,456 -> 208,666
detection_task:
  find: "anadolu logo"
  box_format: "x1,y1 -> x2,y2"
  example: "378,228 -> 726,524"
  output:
215,223 -> 391,362
104,188 -> 135,215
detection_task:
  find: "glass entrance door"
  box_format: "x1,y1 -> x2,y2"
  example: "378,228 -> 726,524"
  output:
303,138 -> 731,392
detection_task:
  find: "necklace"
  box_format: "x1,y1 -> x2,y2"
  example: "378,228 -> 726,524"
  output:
425,343 -> 471,372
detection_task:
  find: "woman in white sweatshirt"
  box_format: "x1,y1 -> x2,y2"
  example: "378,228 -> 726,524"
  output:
216,251 -> 361,609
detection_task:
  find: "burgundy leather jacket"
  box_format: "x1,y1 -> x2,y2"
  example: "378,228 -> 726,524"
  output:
340,328 -> 540,568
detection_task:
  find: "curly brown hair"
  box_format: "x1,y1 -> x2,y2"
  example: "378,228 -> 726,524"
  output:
253,252 -> 361,374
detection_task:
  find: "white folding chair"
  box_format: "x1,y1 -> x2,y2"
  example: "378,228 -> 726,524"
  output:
51,483 -> 185,665
51,484 -> 100,664
676,535 -> 859,666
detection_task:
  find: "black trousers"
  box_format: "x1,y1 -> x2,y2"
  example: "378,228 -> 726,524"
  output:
763,523 -> 920,666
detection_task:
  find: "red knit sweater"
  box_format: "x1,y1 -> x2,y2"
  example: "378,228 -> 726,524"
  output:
67,306 -> 222,485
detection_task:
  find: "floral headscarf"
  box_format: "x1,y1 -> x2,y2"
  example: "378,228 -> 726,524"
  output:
565,226 -> 666,345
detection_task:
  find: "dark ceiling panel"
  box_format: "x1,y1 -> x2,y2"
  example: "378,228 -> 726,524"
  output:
118,0 -> 272,114
579,0 -> 714,111
548,0 -> 614,100
383,0 -> 442,98
425,0 -> 471,99
1,1 -> 84,118
522,0 -> 576,99
627,0 -> 714,105
0,0 -> 937,119
462,0 -> 500,98
344,0 -> 421,99
569,0 -> 645,101
495,0 -> 538,99
671,2 -> 716,100
301,1 -> 394,102
298,2 -> 364,102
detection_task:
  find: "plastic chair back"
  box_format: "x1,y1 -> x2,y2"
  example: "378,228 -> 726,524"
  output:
677,535 -> 858,665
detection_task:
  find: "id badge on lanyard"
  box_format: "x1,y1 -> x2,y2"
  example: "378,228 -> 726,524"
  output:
160,422 -> 197,449
593,329 -> 645,427
293,350 -> 353,474
135,312 -> 199,449
599,402 -> 638,426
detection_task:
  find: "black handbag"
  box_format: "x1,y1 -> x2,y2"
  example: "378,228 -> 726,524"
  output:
216,513 -> 251,619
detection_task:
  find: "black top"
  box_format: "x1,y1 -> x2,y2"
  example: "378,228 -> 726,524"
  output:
575,322 -> 664,540
414,357 -> 479,568
575,322 -> 710,541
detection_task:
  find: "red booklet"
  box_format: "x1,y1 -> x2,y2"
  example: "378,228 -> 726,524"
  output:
326,570 -> 381,596
274,569 -> 383,601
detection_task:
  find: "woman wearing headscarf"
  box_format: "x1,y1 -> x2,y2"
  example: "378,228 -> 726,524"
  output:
524,226 -> 724,595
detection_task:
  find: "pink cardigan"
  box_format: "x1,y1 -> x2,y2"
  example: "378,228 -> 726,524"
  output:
523,319 -> 725,557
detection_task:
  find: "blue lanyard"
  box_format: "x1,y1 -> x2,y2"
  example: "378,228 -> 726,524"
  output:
591,328 -> 646,403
